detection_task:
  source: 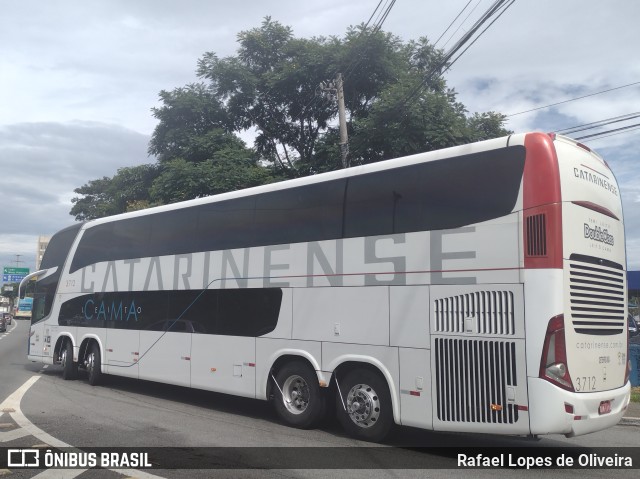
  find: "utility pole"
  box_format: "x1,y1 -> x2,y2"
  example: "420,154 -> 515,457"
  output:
336,73 -> 349,168
320,73 -> 349,168
13,254 -> 23,267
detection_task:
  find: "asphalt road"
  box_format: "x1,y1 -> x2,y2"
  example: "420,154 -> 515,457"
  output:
1,319 -> 639,478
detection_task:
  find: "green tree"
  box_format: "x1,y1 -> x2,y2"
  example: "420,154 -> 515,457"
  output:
197,17 -> 342,175
197,19 -> 509,174
149,156 -> 272,205
70,164 -> 159,221
71,19 -> 511,220
149,83 -> 240,163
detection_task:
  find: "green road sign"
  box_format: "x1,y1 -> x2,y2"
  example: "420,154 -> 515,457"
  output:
3,267 -> 30,275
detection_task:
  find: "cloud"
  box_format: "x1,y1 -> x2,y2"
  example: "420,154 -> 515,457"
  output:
0,0 -> 639,272
0,122 -> 150,272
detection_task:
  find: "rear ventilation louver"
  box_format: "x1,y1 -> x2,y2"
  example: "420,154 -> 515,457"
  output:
434,291 -> 515,335
435,338 -> 518,424
526,213 -> 547,256
569,256 -> 625,335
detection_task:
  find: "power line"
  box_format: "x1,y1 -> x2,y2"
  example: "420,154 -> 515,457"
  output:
345,0 -> 516,162
506,81 -> 640,117
364,0 -> 385,29
440,0 -> 482,50
434,0 -> 474,47
575,122 -> 640,140
399,0 -> 515,110
372,0 -> 397,34
444,0 -> 515,72
557,112 -> 640,135
580,125 -> 640,142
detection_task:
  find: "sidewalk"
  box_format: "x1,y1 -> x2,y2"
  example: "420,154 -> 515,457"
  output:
621,399 -> 640,426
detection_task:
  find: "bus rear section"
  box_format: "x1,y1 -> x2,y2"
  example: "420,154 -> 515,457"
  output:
522,133 -> 630,436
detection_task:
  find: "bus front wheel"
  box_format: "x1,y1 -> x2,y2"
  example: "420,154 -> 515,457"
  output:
61,340 -> 78,380
86,343 -> 102,386
273,361 -> 326,429
336,369 -> 393,442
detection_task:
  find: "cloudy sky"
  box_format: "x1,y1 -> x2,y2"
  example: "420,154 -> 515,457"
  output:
1,0 -> 639,278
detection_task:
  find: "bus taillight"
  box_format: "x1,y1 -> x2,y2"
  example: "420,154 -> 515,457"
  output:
539,314 -> 574,391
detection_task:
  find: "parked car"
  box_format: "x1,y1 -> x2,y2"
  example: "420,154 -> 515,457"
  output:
0,316 -> 6,332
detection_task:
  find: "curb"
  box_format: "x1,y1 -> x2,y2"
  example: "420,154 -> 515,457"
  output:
620,417 -> 640,426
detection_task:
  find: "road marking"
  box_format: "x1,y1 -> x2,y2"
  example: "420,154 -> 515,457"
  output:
32,468 -> 84,479
0,426 -> 30,442
0,376 -> 165,479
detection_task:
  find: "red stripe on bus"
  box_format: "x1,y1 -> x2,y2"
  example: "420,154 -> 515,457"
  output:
523,133 -> 563,269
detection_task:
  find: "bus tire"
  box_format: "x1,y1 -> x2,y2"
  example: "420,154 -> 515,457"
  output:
273,361 -> 326,429
61,340 -> 78,380
86,343 -> 102,386
336,368 -> 393,442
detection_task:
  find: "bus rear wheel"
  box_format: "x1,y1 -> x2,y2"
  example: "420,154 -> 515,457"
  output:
61,340 -> 78,380
86,343 -> 102,386
336,369 -> 393,442
273,361 -> 326,429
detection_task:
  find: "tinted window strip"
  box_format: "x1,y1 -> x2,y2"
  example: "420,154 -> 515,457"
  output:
58,288 -> 282,337
70,146 -> 525,273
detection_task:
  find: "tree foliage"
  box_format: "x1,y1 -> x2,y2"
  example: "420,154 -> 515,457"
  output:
70,18 -> 510,221
70,164 -> 159,221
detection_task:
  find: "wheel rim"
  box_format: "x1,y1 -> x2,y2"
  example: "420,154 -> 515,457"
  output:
282,374 -> 310,415
61,349 -> 68,368
87,352 -> 95,374
346,383 -> 381,428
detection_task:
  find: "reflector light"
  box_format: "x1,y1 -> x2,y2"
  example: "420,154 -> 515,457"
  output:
564,403 -> 574,414
490,404 -> 503,411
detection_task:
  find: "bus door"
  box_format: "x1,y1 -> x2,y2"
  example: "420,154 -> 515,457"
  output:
28,319 -> 46,360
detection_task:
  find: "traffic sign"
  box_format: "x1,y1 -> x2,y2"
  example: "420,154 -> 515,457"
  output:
3,274 -> 27,282
3,267 -> 30,275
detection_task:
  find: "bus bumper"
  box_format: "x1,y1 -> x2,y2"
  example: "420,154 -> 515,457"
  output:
527,377 -> 630,437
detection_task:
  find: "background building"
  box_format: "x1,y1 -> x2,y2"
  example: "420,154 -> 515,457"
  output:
36,235 -> 51,270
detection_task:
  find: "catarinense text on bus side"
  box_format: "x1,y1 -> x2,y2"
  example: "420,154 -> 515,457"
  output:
74,227 -> 508,294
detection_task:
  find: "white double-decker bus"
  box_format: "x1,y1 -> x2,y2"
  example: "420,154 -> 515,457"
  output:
26,132 -> 630,441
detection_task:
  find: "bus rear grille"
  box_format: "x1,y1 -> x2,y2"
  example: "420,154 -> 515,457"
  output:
434,291 -> 515,335
526,213 -> 547,256
568,255 -> 625,335
435,338 -> 518,424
